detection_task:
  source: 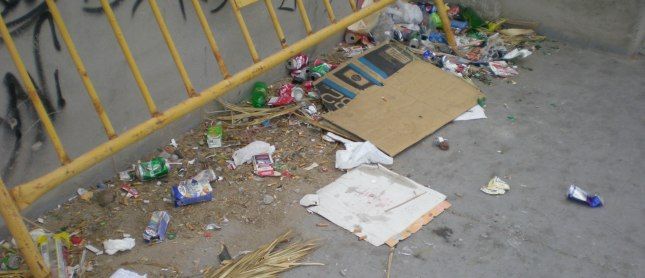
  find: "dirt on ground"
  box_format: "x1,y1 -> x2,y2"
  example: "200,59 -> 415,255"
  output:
33,114 -> 344,277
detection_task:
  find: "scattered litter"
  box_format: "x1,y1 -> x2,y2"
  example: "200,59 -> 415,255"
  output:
120,184 -> 139,198
232,141 -> 276,166
218,244 -> 232,262
489,61 -> 519,77
103,238 -> 135,255
454,105 -> 487,121
503,49 -> 532,60
324,132 -> 393,169
567,185 -> 603,208
136,157 -> 169,181
77,188 -> 93,202
253,153 -> 281,177
301,165 -> 450,246
481,176 -> 510,195
206,122 -> 223,148
433,137 -> 449,151
143,211 -> 171,243
171,169 -> 217,207
36,218 -> 44,224
85,244 -> 103,255
110,268 -> 147,278
304,162 -> 319,171
205,223 -> 221,231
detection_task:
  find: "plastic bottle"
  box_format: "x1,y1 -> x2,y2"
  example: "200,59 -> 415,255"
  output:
250,82 -> 268,108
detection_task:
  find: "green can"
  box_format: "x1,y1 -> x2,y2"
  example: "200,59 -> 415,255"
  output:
136,157 -> 169,181
309,63 -> 332,80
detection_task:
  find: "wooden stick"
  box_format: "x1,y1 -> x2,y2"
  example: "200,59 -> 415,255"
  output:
386,246 -> 394,278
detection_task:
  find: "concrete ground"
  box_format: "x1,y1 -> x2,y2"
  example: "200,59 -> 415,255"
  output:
277,42 -> 645,277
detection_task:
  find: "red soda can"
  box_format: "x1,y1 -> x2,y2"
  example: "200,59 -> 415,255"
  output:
303,81 -> 314,92
286,54 -> 309,70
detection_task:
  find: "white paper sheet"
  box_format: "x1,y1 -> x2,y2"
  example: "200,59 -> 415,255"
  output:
454,105 -> 487,121
301,165 -> 446,246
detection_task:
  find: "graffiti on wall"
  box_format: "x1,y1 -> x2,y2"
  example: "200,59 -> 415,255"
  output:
0,0 -> 297,179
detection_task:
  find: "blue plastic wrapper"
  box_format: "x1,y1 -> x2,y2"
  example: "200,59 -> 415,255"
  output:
567,185 -> 603,208
143,211 -> 170,243
171,169 -> 216,207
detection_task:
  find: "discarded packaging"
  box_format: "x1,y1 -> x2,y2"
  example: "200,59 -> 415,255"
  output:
268,83 -> 304,106
110,268 -> 147,278
103,238 -> 135,255
433,137 -> 449,151
206,122 -> 223,148
120,183 -> 139,198
567,185 -> 603,208
481,176 -> 510,195
171,169 -> 216,207
252,153 -> 281,177
454,105 -> 487,121
136,157 -> 169,181
301,165 -> 450,246
37,232 -> 69,277
324,132 -> 393,170
232,141 -> 276,166
489,61 -> 519,77
85,244 -> 103,255
143,211 -> 171,243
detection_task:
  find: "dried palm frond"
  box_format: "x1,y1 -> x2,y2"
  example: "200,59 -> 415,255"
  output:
214,101 -> 300,126
204,230 -> 321,278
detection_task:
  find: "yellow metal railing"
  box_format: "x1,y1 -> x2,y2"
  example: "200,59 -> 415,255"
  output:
0,0 -> 397,276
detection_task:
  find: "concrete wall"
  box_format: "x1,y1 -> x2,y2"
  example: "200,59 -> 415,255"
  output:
0,0 -> 352,219
453,0 -> 645,56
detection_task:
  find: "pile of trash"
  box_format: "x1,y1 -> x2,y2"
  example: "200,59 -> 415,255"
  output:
339,0 -> 545,84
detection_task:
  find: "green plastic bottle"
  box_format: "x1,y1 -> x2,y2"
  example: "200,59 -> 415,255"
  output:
250,82 -> 268,108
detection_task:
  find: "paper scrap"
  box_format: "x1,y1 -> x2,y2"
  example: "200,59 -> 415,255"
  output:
454,105 -> 487,121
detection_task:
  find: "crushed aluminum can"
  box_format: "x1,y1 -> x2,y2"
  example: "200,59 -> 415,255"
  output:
433,136 -> 449,150
422,49 -> 435,61
0,253 -> 22,271
120,183 -> 139,198
302,80 -> 315,92
567,185 -> 603,208
136,157 -> 169,181
291,69 -> 308,83
268,84 -> 304,106
286,54 -> 308,71
143,211 -> 171,243
308,63 -> 332,80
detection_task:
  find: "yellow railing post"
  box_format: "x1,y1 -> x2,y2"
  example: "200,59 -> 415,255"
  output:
100,0 -> 160,117
0,179 -> 49,277
0,13 -> 71,165
433,0 -> 458,52
190,0 -> 231,79
44,0 -> 117,139
295,0 -> 313,34
263,0 -> 288,48
10,0 -> 398,210
231,0 -> 261,63
348,0 -> 357,12
323,0 -> 336,23
148,0 -> 197,98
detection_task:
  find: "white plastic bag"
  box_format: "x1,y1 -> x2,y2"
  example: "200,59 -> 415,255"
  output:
232,141 -> 275,166
110,268 -> 147,278
325,132 -> 393,169
384,0 -> 423,25
103,238 -> 135,255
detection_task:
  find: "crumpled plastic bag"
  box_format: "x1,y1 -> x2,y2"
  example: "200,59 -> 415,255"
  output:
103,238 -> 135,255
324,132 -> 393,169
384,0 -> 423,25
347,0 -> 379,34
480,176 -> 510,195
232,141 -> 275,166
110,268 -> 147,278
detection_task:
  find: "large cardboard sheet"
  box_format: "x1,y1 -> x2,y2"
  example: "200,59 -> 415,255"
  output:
323,60 -> 484,156
301,165 -> 449,247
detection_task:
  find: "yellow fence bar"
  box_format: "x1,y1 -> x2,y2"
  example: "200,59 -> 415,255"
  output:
348,0 -> 357,12
148,0 -> 197,98
323,0 -> 336,23
433,0 -> 457,52
100,0 -> 159,116
231,0 -> 261,63
295,0 -> 313,34
0,179 -> 49,278
263,0 -> 288,48
0,14 -> 71,164
10,0 -> 397,210
45,0 -> 117,139
190,0 -> 231,79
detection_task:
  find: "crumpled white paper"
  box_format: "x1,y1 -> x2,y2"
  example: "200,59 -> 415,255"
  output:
324,132 -> 393,169
110,268 -> 147,278
232,141 -> 275,166
103,238 -> 135,255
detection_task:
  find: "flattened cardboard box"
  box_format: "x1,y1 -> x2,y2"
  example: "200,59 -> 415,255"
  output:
322,59 -> 485,156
